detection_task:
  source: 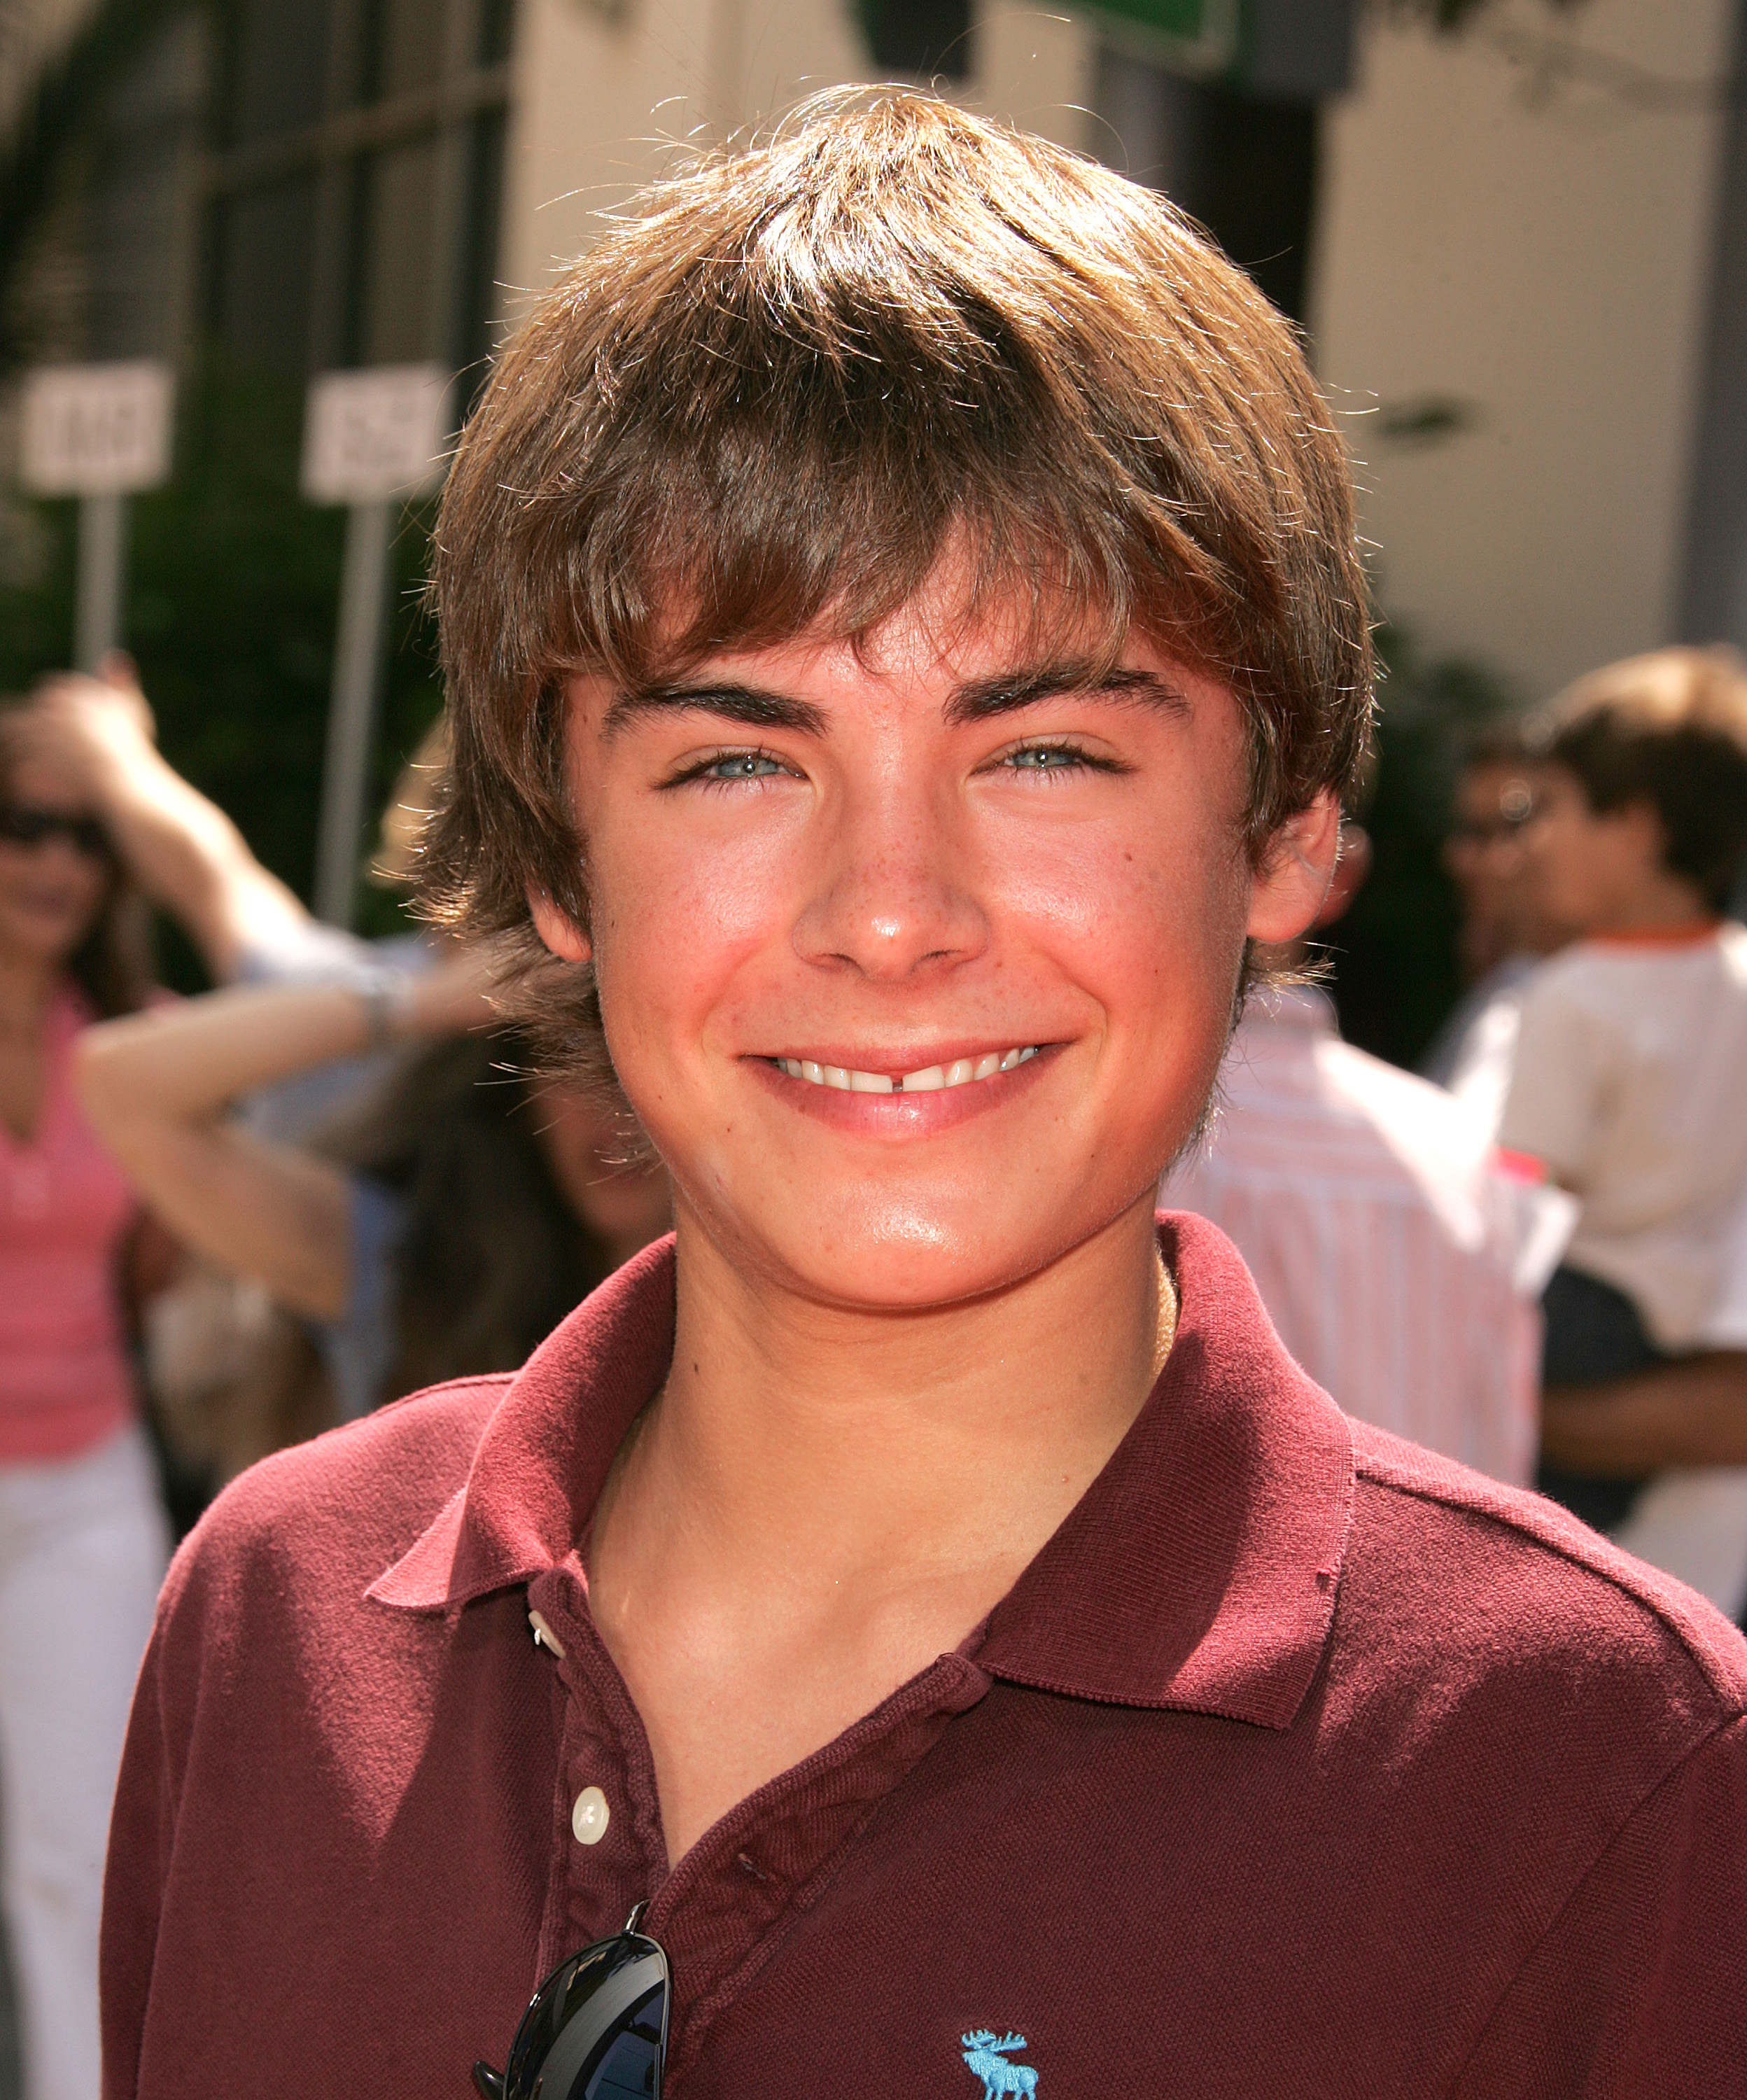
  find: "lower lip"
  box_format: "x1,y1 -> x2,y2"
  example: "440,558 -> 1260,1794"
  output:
748,1046 -> 1060,1135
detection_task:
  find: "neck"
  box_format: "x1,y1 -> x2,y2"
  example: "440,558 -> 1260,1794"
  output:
596,1192 -> 1173,1595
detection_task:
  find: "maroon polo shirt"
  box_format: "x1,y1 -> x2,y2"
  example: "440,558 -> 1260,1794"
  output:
103,1217 -> 1747,2098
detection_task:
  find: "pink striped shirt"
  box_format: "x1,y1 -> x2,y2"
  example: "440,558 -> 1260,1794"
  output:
1165,988 -> 1564,1485
0,986 -> 139,1462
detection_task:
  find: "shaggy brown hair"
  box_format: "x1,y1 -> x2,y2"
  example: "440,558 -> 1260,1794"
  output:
423,89 -> 1374,1077
1536,647 -> 1747,911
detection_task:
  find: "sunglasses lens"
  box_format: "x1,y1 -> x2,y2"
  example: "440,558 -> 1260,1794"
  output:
0,806 -> 108,855
0,807 -> 46,846
492,1933 -> 668,2100
577,2016 -> 662,2099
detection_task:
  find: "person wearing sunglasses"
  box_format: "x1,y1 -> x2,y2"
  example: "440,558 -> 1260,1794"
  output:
0,657 -> 380,2100
1419,725 -> 1578,1128
0,690 -> 179,2100
104,95 -> 1747,2100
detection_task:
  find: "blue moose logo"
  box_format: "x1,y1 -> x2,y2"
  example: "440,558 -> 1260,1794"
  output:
961,2029 -> 1039,2097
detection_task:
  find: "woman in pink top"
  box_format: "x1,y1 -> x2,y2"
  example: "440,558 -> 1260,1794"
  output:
0,689 -> 171,2100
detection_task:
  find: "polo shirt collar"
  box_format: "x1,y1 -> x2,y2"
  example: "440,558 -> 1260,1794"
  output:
369,1214 -> 1354,1732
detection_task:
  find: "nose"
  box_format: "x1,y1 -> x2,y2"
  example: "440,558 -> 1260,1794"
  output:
792,779 -> 990,980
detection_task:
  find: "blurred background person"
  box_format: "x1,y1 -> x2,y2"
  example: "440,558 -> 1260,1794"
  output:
1165,825 -> 1573,1486
0,693 -> 183,2100
76,961 -> 673,1443
1420,723 -> 1576,1126
18,667 -> 321,998
25,669 -> 473,1506
1499,647 -> 1747,1615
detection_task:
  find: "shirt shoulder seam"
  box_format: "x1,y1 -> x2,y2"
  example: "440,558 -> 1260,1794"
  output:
1352,1451 -> 1747,1716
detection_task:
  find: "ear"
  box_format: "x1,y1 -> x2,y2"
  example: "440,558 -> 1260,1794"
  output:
1312,822 -> 1373,932
1246,790 -> 1345,945
528,883 -> 592,965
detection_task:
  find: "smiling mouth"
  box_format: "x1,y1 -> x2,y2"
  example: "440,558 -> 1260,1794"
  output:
769,1047 -> 1041,1094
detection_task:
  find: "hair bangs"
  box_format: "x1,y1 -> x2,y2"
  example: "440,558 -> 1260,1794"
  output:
523,239 -> 1214,696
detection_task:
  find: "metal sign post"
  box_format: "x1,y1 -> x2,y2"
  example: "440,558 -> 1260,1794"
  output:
19,362 -> 175,669
300,364 -> 451,928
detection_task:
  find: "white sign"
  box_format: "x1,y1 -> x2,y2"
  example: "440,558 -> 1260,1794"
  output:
19,362 -> 175,496
301,365 -> 452,505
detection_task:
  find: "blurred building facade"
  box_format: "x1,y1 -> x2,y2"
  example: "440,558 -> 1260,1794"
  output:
4,0 -> 1747,710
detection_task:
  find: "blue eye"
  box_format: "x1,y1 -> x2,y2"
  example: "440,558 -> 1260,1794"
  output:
1007,746 -> 1085,771
704,753 -> 785,780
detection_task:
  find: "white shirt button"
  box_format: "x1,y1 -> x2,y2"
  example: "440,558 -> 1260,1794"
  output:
528,1609 -> 566,1659
571,1786 -> 610,1845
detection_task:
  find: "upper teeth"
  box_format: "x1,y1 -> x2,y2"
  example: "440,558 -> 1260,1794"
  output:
774,1048 -> 1039,1093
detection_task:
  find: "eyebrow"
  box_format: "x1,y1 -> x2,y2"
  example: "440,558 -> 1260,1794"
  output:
943,664 -> 1192,724
603,663 -> 1190,736
603,681 -> 829,737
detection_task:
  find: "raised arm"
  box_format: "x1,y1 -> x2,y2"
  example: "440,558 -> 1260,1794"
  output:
22,661 -> 317,983
1540,1355 -> 1747,1474
74,955 -> 499,1321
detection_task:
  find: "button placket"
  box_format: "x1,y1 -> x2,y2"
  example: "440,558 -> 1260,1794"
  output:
524,1570 -> 658,1973
521,1574 -> 995,2081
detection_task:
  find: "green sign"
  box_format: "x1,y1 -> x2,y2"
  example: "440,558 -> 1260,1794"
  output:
1085,0 -> 1240,73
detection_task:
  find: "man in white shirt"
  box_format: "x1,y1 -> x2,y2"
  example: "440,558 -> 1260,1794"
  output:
1167,832 -> 1571,1482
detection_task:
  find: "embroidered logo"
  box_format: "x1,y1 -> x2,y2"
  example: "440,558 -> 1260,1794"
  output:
961,2030 -> 1039,2096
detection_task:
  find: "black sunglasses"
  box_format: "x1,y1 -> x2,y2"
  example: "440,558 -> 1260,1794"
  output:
474,1905 -> 669,2100
0,804 -> 111,858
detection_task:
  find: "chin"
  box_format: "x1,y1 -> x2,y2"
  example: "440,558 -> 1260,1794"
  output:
727,1189 -> 1122,1313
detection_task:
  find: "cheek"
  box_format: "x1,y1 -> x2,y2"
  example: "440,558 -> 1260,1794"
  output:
1014,799 -> 1242,951
990,802 -> 1247,1067
0,852 -> 106,925
584,800 -> 802,1062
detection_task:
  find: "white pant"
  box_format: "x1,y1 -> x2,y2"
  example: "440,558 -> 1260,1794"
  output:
0,1428 -> 168,2100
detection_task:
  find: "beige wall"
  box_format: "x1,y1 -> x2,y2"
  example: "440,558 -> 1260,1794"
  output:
1312,0 -> 1736,704
498,0 -> 1094,307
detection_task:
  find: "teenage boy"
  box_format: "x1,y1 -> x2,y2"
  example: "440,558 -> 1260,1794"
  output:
1499,650 -> 1747,1536
101,97 -> 1747,2100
